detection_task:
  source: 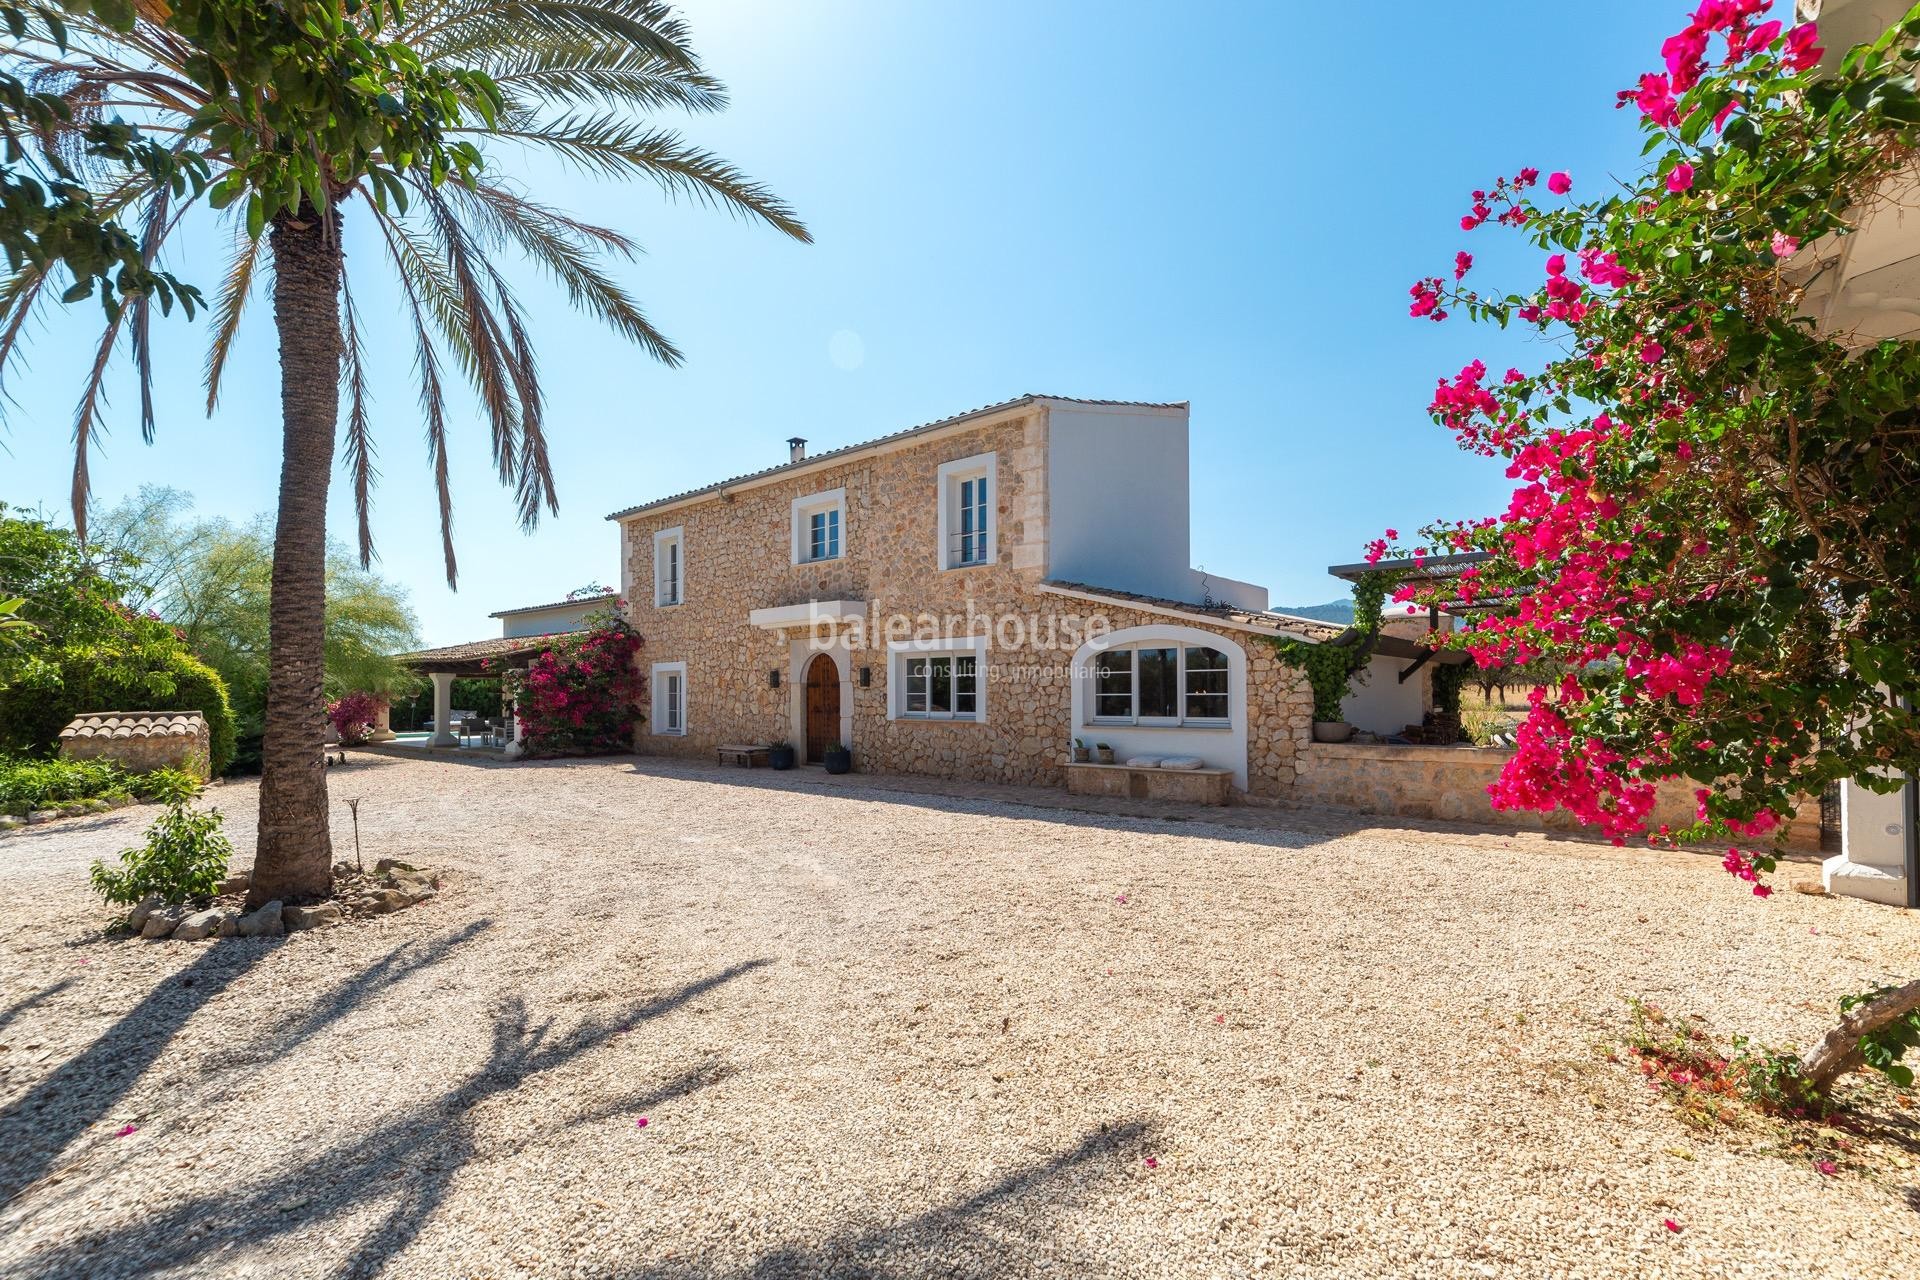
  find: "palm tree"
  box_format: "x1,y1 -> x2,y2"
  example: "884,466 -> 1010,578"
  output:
3,0 -> 808,905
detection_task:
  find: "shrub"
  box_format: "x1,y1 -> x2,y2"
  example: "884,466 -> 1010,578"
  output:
326,691 -> 380,745
90,778 -> 232,908
0,756 -> 130,815
0,646 -> 237,775
501,616 -> 643,757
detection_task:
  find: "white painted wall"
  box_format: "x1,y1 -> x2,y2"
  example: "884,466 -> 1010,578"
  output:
1827,776 -> 1912,906
1340,655 -> 1426,736
498,600 -> 606,639
1069,624 -> 1250,790
1046,404 -> 1268,612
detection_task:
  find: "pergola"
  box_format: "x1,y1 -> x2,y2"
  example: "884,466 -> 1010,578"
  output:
391,635 -> 560,749
1326,551 -> 1488,685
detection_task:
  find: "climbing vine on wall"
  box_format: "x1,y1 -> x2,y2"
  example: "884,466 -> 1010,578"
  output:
1267,571 -> 1397,722
500,613 -> 644,757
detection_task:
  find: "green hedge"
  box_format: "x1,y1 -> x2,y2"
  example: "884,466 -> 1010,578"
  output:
0,647 -> 237,775
0,756 -> 130,815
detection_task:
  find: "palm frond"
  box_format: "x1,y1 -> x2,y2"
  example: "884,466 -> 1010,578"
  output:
338,269 -> 379,567
445,181 -> 683,366
476,114 -> 811,242
203,222 -> 269,415
70,312 -> 126,543
484,41 -> 726,113
405,0 -> 702,73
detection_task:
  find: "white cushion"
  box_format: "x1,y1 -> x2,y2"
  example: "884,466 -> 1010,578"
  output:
1159,756 -> 1205,771
1123,755 -> 1163,768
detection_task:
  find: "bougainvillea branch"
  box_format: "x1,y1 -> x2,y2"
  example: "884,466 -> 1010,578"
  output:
1388,1 -> 1920,1088
501,610 -> 643,757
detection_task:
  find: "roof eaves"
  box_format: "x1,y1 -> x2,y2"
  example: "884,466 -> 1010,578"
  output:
604,394 -> 1188,522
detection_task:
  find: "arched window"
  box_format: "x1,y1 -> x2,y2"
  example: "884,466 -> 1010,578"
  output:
1090,643 -> 1232,726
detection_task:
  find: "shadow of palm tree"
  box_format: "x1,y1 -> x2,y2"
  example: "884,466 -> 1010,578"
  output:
7,958 -> 771,1279
0,980 -> 74,1038
0,919 -> 495,1208
624,1118 -> 1155,1280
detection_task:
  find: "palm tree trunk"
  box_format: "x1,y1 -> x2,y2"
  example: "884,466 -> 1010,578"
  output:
248,199 -> 343,908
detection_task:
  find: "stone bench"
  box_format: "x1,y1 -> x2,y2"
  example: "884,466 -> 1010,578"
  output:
716,744 -> 770,768
1063,761 -> 1232,806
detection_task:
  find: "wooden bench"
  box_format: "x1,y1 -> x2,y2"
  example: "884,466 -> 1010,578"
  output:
716,743 -> 770,768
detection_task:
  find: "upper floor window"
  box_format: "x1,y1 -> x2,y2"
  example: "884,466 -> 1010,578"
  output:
653,526 -> 684,607
790,489 -> 846,565
936,452 -> 997,570
1092,644 -> 1231,725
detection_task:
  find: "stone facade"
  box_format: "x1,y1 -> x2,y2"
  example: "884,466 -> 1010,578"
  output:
616,403 -> 1315,797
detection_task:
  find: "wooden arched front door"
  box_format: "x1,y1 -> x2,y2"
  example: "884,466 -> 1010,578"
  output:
804,654 -> 841,763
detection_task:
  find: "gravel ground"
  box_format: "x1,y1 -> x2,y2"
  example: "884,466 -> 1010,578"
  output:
1,752 -> 1917,1279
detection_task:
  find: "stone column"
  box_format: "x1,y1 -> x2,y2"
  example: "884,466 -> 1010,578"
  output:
503,674 -> 527,760
429,672 -> 458,747
369,696 -> 396,743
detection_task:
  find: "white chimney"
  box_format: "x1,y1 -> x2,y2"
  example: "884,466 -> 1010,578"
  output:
787,436 -> 807,463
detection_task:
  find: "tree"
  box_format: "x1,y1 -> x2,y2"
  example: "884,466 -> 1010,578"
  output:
91,488 -> 422,744
1387,1 -> 1920,1095
7,0 -> 808,906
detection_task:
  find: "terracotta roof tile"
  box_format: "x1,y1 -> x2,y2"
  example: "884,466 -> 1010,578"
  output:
1038,581 -> 1348,644
59,712 -> 207,740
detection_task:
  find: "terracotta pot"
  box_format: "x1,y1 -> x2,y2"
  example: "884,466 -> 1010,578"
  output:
1312,720 -> 1356,743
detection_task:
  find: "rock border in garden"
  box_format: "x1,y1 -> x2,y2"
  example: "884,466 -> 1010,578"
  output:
123,860 -> 443,942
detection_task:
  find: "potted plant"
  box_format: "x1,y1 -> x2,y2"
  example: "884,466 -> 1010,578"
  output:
823,742 -> 852,775
1071,737 -> 1091,764
1094,742 -> 1115,764
768,739 -> 796,770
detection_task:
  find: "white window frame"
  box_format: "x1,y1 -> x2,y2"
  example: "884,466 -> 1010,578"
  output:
652,526 -> 684,607
886,635 -> 989,723
935,453 -> 996,570
790,488 -> 846,565
1089,642 -> 1232,728
650,661 -> 687,736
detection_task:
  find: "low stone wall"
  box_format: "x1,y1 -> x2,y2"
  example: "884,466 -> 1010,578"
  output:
1294,743 -> 1819,850
59,712 -> 211,780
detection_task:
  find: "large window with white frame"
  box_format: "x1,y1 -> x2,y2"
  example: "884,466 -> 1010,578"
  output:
650,661 -> 686,735
888,638 -> 988,722
935,453 -> 996,570
1090,643 -> 1231,726
790,489 -> 846,565
652,527 -> 684,607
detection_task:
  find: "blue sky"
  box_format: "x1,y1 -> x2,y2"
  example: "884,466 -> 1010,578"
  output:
1,0 -> 1681,644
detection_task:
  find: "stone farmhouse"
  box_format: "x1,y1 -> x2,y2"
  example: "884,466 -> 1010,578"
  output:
608,394 -> 1452,804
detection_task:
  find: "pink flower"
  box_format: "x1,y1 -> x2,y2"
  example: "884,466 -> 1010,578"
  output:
114,1124 -> 137,1138
1785,23 -> 1824,71
635,1117 -> 650,1129
1770,231 -> 1799,259
1115,894 -> 1128,904
1143,1157 -> 1159,1169
1640,341 -> 1666,364
1752,883 -> 1773,897
1548,172 -> 1572,195
1385,528 -> 1399,539
1213,1014 -> 1225,1025
1666,163 -> 1694,193
1454,251 -> 1473,281
1663,1218 -> 1684,1233
1814,1158 -> 1837,1176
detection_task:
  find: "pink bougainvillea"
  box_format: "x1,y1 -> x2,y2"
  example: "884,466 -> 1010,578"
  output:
503,615 -> 644,757
1374,0 -> 1920,905
326,692 -> 381,746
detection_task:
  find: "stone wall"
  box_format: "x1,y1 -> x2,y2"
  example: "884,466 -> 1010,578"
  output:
59,712 -> 212,780
1294,742 -> 1820,850
617,404 -> 1314,796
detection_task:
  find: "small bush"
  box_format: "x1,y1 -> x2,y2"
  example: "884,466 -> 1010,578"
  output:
90,779 -> 232,908
327,692 -> 380,746
0,756 -> 130,815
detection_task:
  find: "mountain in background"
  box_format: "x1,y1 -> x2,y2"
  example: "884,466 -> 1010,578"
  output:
1270,599 -> 1355,624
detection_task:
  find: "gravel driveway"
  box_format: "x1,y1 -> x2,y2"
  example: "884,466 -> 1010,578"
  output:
1,752 -> 1917,1279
